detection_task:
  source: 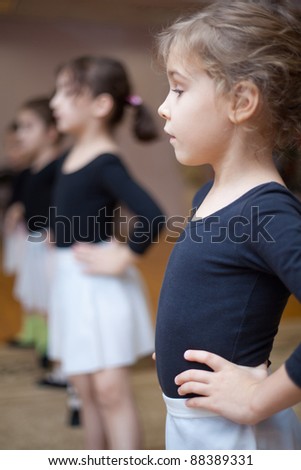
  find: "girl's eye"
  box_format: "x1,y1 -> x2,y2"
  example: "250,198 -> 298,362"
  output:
171,88 -> 184,97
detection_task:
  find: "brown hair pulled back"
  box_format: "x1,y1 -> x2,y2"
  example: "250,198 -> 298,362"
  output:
157,0 -> 301,152
57,56 -> 158,142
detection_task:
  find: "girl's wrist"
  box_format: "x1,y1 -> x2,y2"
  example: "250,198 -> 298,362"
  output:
249,385 -> 266,424
248,366 -> 301,424
115,243 -> 138,269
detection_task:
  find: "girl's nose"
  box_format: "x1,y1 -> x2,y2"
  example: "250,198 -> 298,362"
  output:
49,94 -> 57,110
158,101 -> 170,120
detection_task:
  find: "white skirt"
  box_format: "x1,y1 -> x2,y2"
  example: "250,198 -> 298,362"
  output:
163,394 -> 301,450
48,246 -> 155,376
14,232 -> 54,314
2,225 -> 27,276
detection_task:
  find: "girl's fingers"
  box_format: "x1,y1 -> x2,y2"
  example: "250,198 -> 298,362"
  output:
177,381 -> 209,397
175,369 -> 211,385
184,350 -> 231,372
185,396 -> 214,410
73,245 -> 94,256
74,252 -> 94,263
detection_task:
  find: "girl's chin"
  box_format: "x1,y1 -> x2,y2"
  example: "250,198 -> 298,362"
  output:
174,152 -> 201,166
58,124 -> 76,134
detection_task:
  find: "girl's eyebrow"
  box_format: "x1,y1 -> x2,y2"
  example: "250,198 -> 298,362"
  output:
167,70 -> 188,81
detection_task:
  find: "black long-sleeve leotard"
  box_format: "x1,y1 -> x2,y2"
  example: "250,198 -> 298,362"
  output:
155,181 -> 301,397
50,152 -> 165,254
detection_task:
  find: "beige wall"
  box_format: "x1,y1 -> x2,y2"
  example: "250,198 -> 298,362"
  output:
0,16 -> 191,217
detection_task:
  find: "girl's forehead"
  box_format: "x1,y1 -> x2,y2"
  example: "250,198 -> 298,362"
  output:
166,46 -> 205,75
56,69 -> 74,88
166,50 -> 206,81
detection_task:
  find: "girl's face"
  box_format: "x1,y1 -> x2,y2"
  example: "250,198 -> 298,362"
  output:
16,109 -> 49,159
158,52 -> 233,167
50,70 -> 95,135
3,129 -> 23,169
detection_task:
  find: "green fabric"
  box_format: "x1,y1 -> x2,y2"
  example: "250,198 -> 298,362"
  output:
32,315 -> 48,355
16,314 -> 48,354
16,314 -> 35,345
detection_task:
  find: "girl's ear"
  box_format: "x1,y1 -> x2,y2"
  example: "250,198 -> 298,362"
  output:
92,93 -> 114,119
228,81 -> 260,124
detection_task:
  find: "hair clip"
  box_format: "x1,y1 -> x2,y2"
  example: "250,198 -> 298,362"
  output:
126,95 -> 143,107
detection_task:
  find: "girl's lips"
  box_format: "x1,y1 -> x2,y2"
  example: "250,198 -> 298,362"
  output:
165,131 -> 175,140
164,128 -> 176,142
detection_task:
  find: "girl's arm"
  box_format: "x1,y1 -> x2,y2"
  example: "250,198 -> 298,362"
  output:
4,169 -> 29,233
4,202 -> 25,233
98,156 -> 165,255
73,155 -> 165,275
175,349 -> 301,425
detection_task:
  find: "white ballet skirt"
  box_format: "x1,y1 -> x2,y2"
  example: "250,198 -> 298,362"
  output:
163,394 -> 301,450
2,224 -> 27,276
48,246 -> 155,376
13,232 -> 54,314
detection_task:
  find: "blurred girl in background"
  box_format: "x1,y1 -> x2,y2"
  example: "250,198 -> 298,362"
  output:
5,98 -> 64,372
49,56 -> 164,449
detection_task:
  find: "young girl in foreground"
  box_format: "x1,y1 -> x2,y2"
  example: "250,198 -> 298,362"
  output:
155,0 -> 301,450
49,56 -> 164,449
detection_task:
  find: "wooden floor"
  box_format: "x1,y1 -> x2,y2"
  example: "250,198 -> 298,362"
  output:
0,239 -> 171,450
0,239 -> 300,449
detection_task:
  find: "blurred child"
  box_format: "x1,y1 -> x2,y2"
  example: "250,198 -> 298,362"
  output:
49,56 -> 164,449
2,121 -> 29,280
5,98 -> 63,370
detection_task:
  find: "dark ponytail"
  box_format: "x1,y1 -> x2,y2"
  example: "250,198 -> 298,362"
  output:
57,56 -> 159,142
126,98 -> 158,142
